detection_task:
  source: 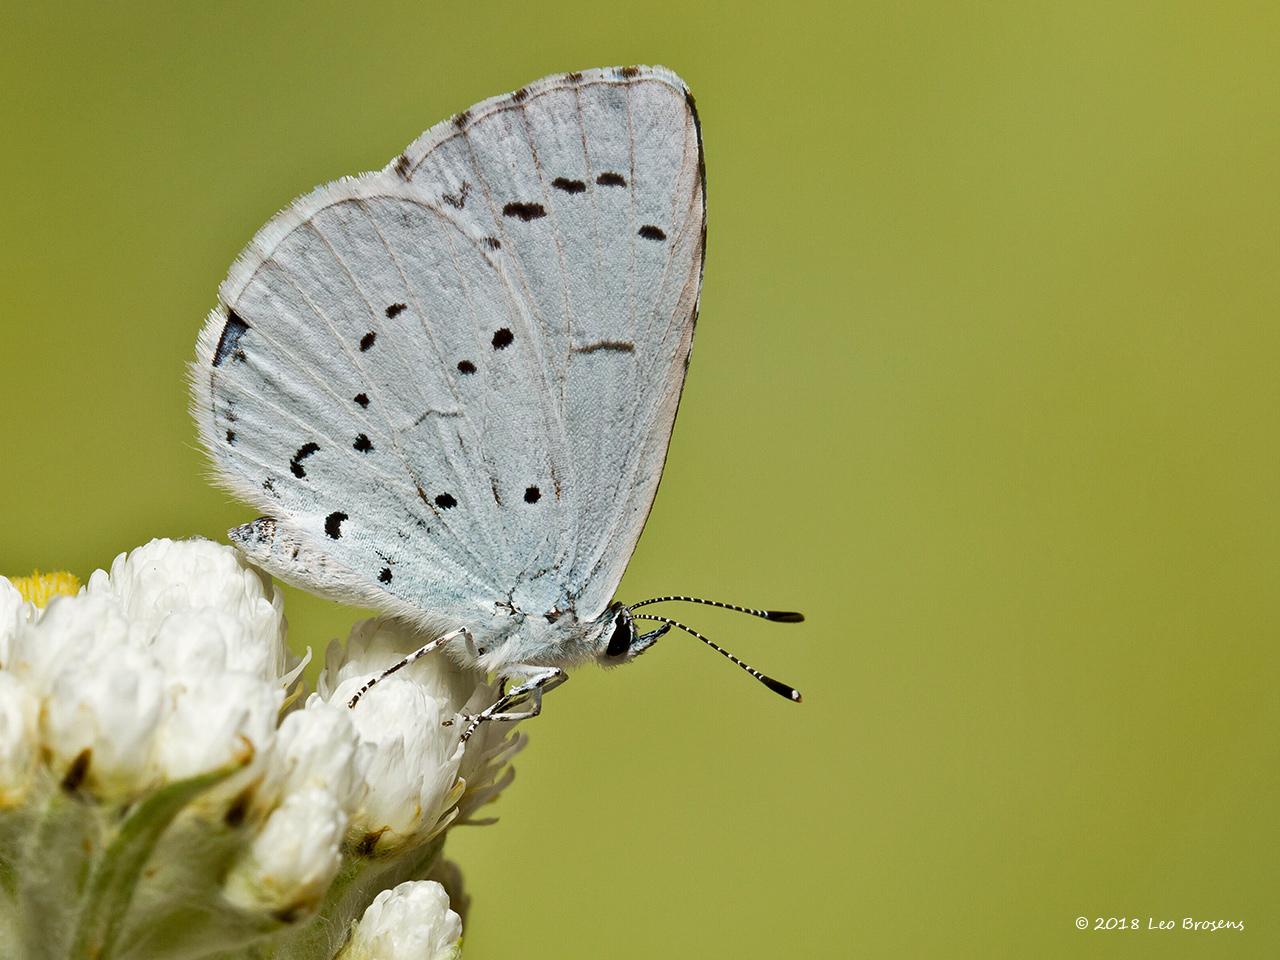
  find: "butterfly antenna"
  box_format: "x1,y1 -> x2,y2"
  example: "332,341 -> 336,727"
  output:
631,613 -> 802,703
628,595 -> 804,623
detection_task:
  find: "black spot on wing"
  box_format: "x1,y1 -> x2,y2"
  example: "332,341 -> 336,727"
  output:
378,567 -> 392,584
290,442 -> 320,479
511,87 -> 529,103
411,407 -> 462,428
225,430 -> 236,444
482,236 -> 501,250
324,511 -> 347,539
524,485 -> 541,504
502,201 -> 546,222
566,71 -> 583,82
435,493 -> 457,509
385,303 -> 406,318
639,225 -> 667,241
492,328 -> 514,350
596,172 -> 626,187
393,155 -> 411,180
573,339 -> 636,354
457,360 -> 476,374
213,311 -> 250,367
240,516 -> 276,547
354,392 -> 369,408
442,182 -> 469,209
618,66 -> 641,79
453,110 -> 471,129
353,433 -> 373,453
552,177 -> 586,194
359,331 -> 377,351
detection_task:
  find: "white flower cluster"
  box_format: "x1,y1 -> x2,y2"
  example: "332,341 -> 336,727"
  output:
0,538 -> 523,960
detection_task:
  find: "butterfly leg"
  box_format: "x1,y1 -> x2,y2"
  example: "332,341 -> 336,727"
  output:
454,666 -> 567,742
347,627 -> 472,708
477,667 -> 566,722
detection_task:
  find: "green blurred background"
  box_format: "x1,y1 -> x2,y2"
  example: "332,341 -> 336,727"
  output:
2,2 -> 1277,956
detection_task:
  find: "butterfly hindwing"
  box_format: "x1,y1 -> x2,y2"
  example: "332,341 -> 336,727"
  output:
197,182 -> 569,623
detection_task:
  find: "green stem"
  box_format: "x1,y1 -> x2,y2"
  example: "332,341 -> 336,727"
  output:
20,787 -> 97,960
67,761 -> 245,960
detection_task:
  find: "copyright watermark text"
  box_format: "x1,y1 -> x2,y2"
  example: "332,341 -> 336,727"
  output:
1075,917 -> 1244,932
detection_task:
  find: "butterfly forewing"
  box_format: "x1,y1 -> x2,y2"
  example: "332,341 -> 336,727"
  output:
194,65 -> 705,635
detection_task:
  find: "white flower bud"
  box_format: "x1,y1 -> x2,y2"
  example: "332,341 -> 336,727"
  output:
88,538 -> 289,683
225,787 -> 346,915
317,618 -> 473,714
153,672 -> 283,782
0,672 -> 39,806
335,675 -> 462,848
339,880 -> 462,960
316,617 -> 528,832
147,609 -> 240,677
41,644 -> 165,798
0,577 -> 31,668
260,696 -> 371,815
8,593 -> 138,696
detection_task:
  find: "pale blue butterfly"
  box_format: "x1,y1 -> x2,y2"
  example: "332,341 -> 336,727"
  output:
192,66 -> 801,737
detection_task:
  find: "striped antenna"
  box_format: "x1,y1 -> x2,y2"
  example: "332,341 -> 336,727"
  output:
628,595 -> 804,623
632,614 -> 802,703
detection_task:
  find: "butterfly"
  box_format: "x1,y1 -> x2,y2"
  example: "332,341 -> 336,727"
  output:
192,65 -> 801,737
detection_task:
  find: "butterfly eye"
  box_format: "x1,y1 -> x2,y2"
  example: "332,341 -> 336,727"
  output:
604,615 -> 633,658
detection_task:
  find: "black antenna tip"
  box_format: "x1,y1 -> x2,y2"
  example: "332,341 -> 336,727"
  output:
761,675 -> 803,702
766,610 -> 805,623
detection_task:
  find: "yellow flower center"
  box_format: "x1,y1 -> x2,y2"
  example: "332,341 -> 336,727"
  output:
8,571 -> 81,607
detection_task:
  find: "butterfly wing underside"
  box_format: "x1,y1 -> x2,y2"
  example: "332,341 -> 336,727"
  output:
193,65 -> 705,630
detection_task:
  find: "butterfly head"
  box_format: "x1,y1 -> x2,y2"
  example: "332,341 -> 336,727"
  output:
592,596 -> 805,703
595,603 -> 643,664
591,602 -> 672,665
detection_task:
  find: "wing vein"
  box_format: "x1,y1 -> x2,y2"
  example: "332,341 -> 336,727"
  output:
272,243 -> 496,581
351,199 -> 506,570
